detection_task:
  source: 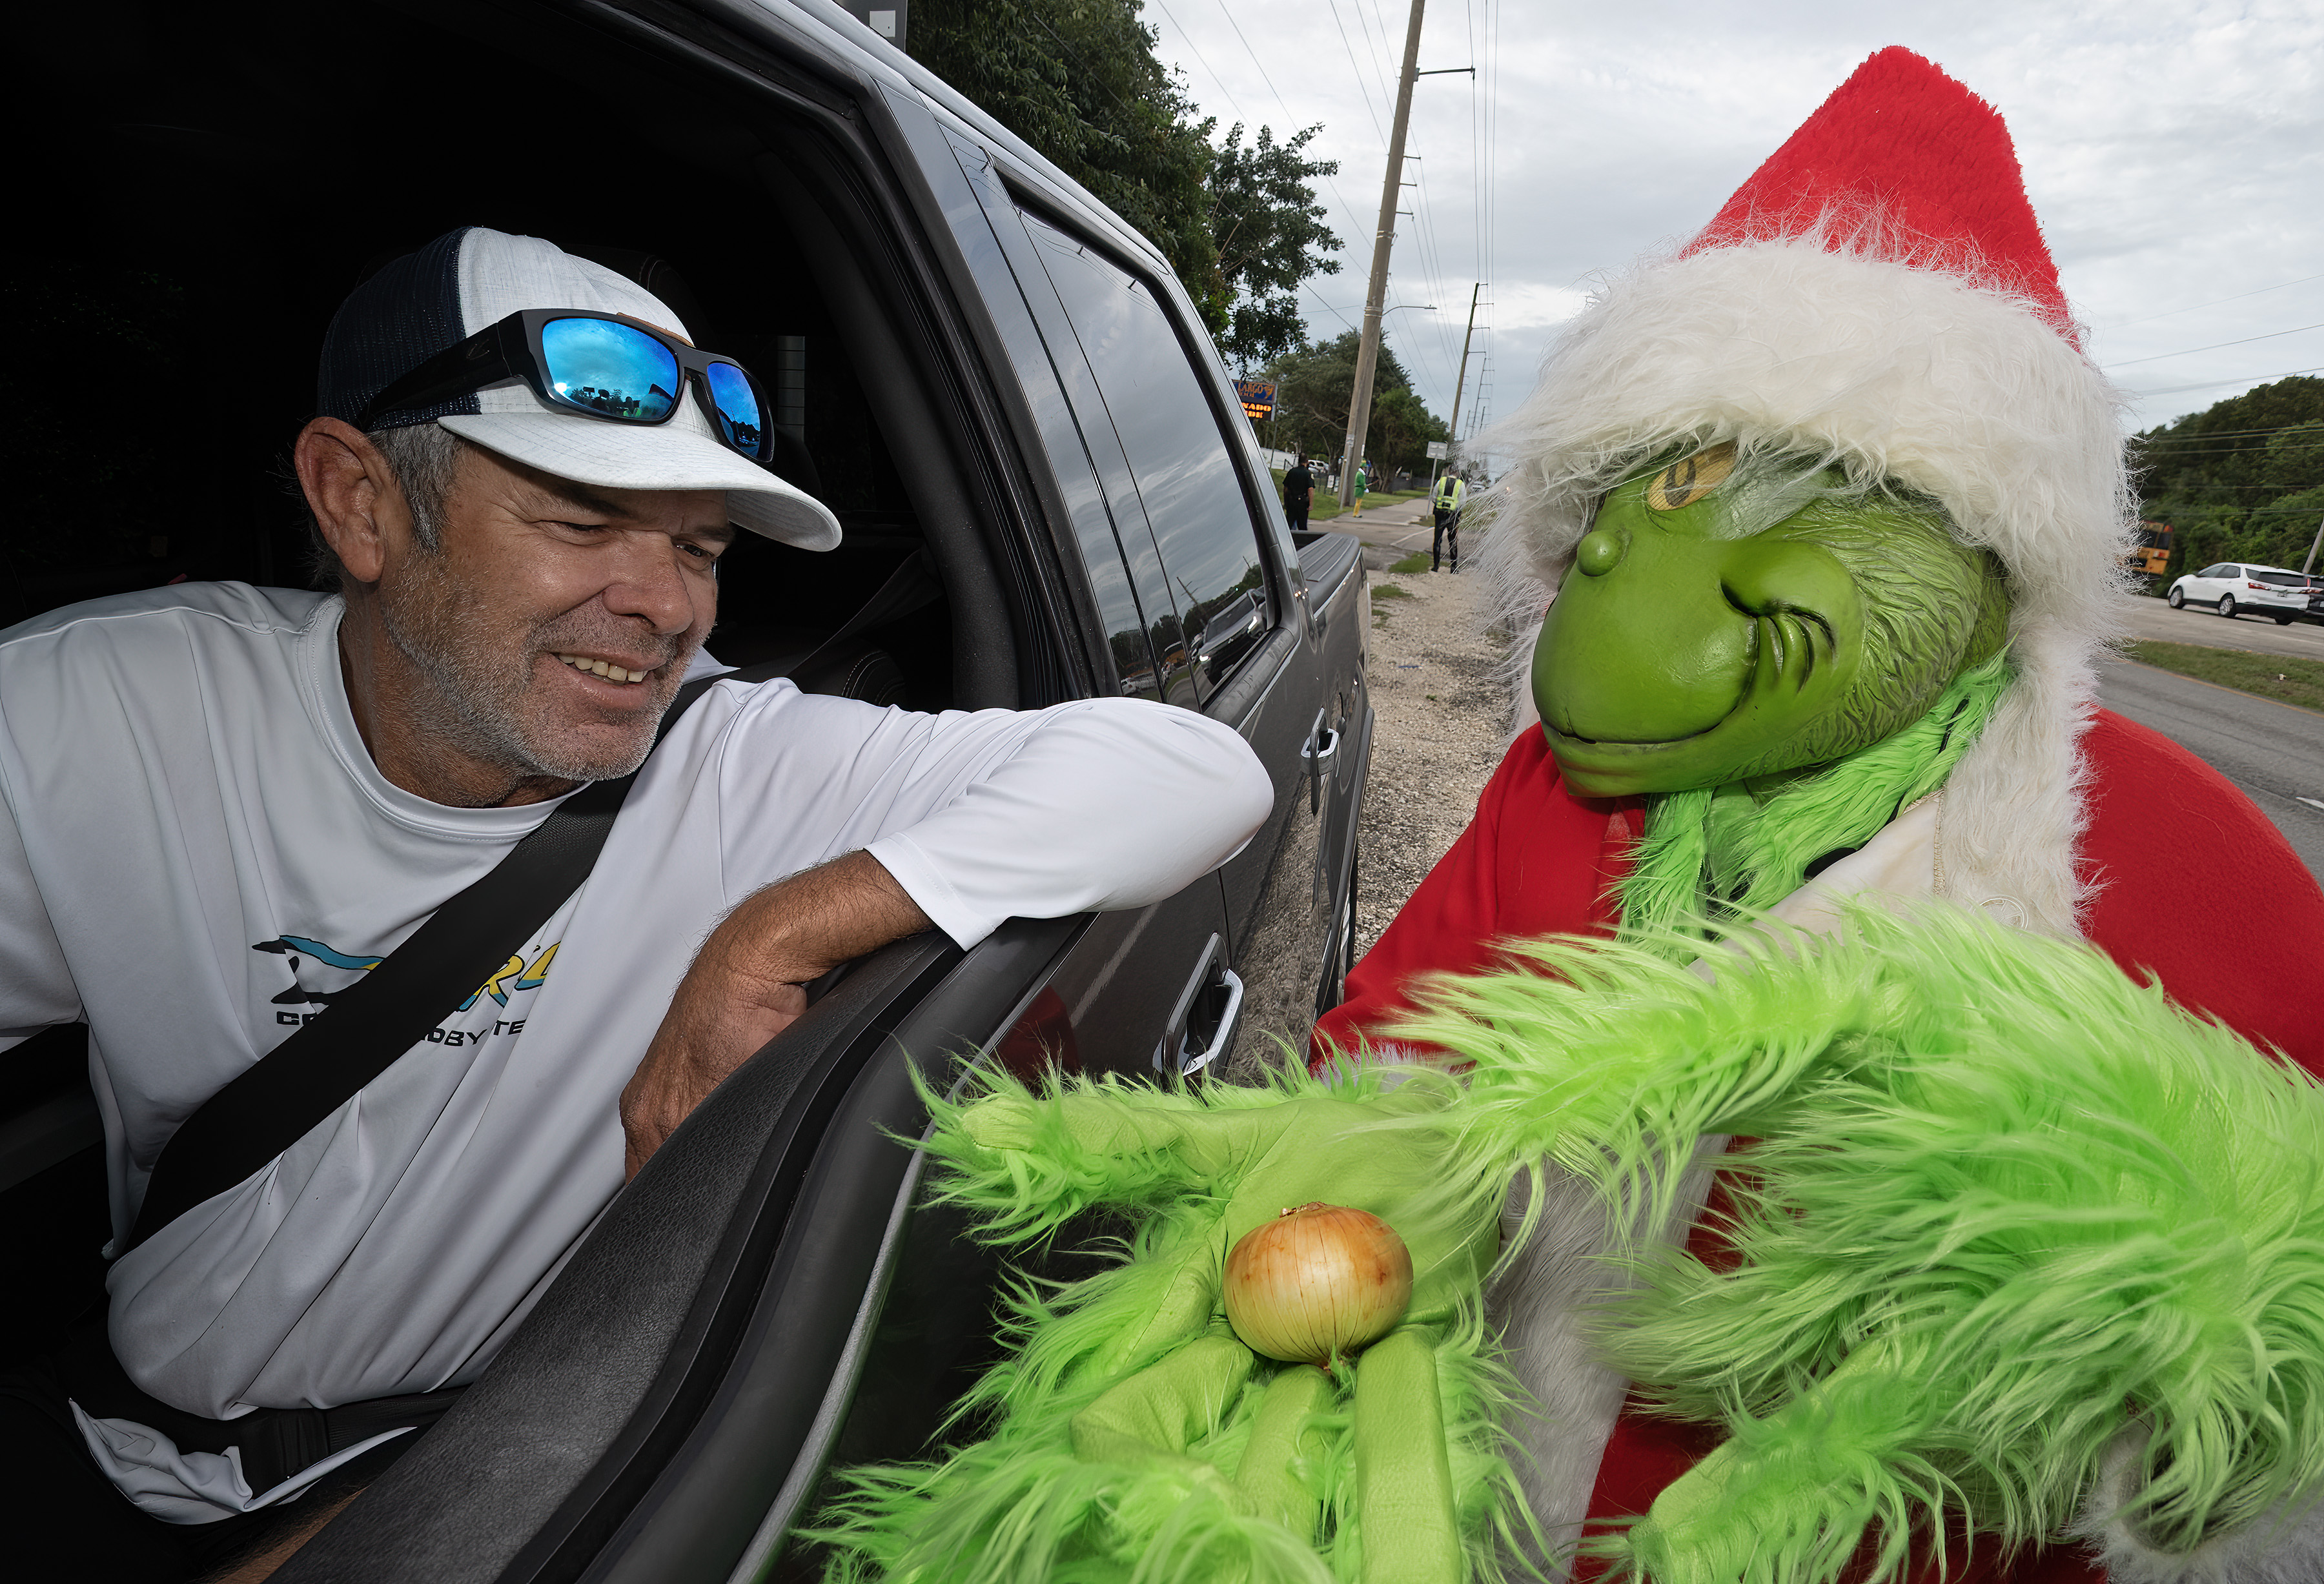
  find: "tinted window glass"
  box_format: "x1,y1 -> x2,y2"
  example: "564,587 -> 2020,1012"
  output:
1088,534 -> 1163,700
2254,570 -> 2305,587
1019,210 -> 1270,700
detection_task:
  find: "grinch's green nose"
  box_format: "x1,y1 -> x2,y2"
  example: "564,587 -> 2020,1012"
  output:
1575,527 -> 1628,576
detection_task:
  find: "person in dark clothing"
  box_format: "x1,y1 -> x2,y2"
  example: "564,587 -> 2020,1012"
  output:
1282,458 -> 1315,531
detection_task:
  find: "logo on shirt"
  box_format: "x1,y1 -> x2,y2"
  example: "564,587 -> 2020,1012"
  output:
254,934 -> 563,1032
252,934 -> 383,1008
457,942 -> 558,1011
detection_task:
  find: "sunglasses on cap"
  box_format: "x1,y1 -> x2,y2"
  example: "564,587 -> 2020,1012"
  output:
355,309 -> 773,465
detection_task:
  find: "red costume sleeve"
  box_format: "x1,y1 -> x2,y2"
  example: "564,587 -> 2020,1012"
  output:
2076,709 -> 2324,1076
1309,731 -> 1643,1067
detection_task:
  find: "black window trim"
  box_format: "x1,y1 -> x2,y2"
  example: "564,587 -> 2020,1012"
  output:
997,178 -> 1298,644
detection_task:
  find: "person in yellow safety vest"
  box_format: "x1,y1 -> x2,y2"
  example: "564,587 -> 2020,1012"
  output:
1351,463 -> 1368,517
1432,469 -> 1465,573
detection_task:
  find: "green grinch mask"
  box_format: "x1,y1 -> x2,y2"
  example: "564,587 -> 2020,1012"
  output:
1533,443 -> 2010,797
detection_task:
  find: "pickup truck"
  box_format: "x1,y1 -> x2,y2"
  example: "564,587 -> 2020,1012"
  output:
2,0 -> 1372,1578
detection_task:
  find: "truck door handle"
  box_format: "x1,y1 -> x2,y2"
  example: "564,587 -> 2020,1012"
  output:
1154,933 -> 1246,1079
1300,712 -> 1340,815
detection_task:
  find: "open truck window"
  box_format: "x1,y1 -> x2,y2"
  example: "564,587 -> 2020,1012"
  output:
3,6 -> 1374,1578
8,0 -> 1068,716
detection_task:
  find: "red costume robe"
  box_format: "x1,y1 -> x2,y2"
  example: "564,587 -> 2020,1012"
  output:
1312,710 -> 2324,1582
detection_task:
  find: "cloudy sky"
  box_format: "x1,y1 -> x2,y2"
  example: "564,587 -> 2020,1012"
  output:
1140,0 -> 2322,451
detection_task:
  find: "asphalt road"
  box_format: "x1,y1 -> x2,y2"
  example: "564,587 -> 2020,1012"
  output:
2125,594 -> 2324,661
1355,494 -> 1445,551
2097,657 -> 2324,880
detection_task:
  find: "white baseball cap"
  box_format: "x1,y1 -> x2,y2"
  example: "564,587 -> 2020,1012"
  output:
318,226 -> 840,551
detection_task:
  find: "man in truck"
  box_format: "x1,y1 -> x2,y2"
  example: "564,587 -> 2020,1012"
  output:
0,225 -> 1273,1580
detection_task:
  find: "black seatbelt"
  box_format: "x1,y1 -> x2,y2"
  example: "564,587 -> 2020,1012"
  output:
125,662 -> 770,1252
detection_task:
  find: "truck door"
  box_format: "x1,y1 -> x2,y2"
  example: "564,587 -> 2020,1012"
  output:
986,206 -> 1341,1068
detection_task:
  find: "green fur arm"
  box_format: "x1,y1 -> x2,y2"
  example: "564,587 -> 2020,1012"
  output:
1413,904 -> 2324,1584
919,1072 -> 1241,1245
1391,927 -> 1886,1244
1624,1337 -> 1938,1584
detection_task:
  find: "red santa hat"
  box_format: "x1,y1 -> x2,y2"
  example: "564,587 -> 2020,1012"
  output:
1484,47 -> 2133,939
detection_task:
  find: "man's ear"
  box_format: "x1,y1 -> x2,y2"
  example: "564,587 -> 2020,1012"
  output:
294,418 -> 411,587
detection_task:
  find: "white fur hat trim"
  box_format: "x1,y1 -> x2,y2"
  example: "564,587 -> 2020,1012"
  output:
1477,229 -> 2135,938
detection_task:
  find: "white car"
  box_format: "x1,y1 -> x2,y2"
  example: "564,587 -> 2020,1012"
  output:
2166,562 -> 2315,625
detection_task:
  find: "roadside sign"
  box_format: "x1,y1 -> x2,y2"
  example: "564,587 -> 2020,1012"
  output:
1425,440 -> 1449,460
1235,378 -> 1277,421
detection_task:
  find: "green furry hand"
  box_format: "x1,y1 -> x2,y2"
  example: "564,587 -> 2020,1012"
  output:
953,1079 -> 1500,1329
810,1070 -> 1526,1584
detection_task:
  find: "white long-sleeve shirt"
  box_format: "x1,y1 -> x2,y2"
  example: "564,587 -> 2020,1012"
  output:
0,583 -> 1268,1445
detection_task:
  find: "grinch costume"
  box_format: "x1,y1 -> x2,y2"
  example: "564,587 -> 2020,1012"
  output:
1305,44 -> 2324,1583
810,904 -> 2324,1584
808,46 -> 2324,1584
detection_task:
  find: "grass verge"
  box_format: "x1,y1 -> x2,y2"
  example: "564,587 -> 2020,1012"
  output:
1371,583 -> 1410,601
1388,553 -> 1432,574
2122,640 -> 2324,714
1270,469 -> 1430,522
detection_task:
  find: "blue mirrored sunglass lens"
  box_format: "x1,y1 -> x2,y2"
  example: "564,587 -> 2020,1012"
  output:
539,318 -> 680,421
704,363 -> 766,457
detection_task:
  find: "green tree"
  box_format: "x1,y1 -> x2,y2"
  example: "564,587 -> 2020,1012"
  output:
1368,386 -> 1449,478
1208,124 -> 1340,369
2132,376 -> 2324,577
910,0 -> 1219,318
909,1 -> 1339,346
1261,331 -> 1449,476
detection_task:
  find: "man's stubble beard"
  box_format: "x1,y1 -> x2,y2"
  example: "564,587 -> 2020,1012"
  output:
378,548 -> 698,786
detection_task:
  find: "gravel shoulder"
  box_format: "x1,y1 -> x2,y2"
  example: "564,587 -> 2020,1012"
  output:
1352,534 -> 1516,959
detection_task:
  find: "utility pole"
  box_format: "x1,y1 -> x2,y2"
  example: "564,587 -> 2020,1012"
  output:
1336,0 -> 1429,507
1446,281 -> 1482,460
2305,515 -> 2323,578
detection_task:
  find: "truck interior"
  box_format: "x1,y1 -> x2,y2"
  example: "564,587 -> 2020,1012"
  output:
5,1 -> 1117,1572
7,0 -> 1096,713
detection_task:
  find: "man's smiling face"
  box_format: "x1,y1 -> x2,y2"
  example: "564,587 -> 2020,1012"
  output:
376,443 -> 733,787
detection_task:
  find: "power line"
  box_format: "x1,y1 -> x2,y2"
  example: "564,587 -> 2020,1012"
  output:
1147,2 -> 1377,358
1148,1 -> 1249,121
1398,158 -> 1463,396
1203,0 -> 1296,117
2129,441 -> 2324,457
1022,10 -> 1143,120
1353,0 -> 1400,112
1324,0 -> 1389,145
1306,285 -> 1360,330
2105,321 -> 2324,369
2132,431 -> 2324,447
2129,365 -> 2324,399
2228,502 -> 2324,517
2134,481 -> 2324,492
1466,0 -> 1483,330
2101,272 -> 2324,332
1480,0 -> 1501,432
1187,0 -> 1376,323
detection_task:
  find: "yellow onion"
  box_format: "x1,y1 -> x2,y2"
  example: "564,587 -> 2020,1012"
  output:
1223,1202 -> 1414,1366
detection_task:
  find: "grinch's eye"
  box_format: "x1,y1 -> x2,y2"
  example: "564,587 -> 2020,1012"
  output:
1645,443 -> 1738,511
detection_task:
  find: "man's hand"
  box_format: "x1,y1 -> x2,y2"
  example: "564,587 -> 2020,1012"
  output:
620,850 -> 934,1179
